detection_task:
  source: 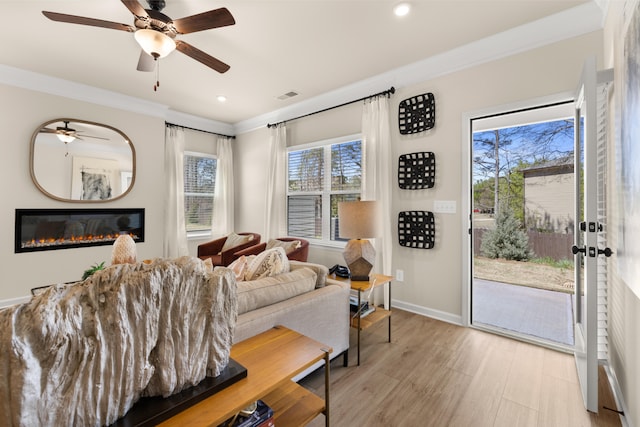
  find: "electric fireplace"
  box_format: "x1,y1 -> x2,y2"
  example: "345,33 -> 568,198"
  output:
15,208 -> 144,253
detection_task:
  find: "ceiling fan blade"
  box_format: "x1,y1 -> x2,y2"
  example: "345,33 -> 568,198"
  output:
42,11 -> 135,32
175,40 -> 230,73
39,128 -> 58,134
121,0 -> 148,18
136,50 -> 156,72
172,8 -> 235,34
80,135 -> 110,141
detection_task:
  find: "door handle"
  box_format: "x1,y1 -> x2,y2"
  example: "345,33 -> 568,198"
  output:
598,247 -> 613,257
572,245 -> 586,255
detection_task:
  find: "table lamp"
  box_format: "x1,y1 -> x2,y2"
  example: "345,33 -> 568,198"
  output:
338,200 -> 379,281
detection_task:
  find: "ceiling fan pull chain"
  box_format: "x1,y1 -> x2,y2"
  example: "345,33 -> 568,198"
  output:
154,60 -> 160,91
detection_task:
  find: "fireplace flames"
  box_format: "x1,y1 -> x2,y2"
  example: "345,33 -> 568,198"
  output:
22,232 -> 140,250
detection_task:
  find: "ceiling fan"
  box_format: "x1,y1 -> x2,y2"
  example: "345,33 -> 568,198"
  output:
40,121 -> 109,144
42,0 -> 235,74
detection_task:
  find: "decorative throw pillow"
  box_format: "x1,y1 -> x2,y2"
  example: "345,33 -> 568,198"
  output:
226,255 -> 252,281
221,232 -> 253,253
243,247 -> 290,281
265,239 -> 301,255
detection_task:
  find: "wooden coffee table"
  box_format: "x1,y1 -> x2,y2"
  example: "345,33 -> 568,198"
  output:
159,326 -> 332,427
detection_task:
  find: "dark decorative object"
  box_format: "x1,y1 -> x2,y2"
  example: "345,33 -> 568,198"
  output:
398,92 -> 435,134
110,359 -> 247,427
398,152 -> 436,189
398,211 -> 435,249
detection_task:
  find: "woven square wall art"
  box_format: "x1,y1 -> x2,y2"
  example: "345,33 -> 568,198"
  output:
398,152 -> 435,189
398,211 -> 435,249
398,92 -> 435,135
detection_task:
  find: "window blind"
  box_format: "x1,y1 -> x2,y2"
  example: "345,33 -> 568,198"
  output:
184,154 -> 217,232
287,139 -> 362,242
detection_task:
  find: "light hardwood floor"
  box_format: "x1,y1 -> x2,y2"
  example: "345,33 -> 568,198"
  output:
300,309 -> 622,427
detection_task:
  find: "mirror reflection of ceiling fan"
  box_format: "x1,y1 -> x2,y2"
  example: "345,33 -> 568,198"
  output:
42,0 -> 235,76
39,121 -> 109,144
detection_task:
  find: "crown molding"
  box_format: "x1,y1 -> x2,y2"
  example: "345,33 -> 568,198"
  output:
165,110 -> 235,136
233,1 -> 604,135
0,64 -> 170,117
0,64 -> 234,136
1,2 -> 605,137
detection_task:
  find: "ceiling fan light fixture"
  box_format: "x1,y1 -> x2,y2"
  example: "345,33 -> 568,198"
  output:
56,133 -> 76,144
134,29 -> 176,59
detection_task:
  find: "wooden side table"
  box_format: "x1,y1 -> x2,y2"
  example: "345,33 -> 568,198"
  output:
159,326 -> 332,426
331,273 -> 393,366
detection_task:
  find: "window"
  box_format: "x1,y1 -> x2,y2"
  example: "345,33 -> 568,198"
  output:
287,136 -> 362,244
184,152 -> 217,233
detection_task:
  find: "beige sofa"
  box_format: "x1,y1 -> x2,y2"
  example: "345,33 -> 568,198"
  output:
230,260 -> 351,370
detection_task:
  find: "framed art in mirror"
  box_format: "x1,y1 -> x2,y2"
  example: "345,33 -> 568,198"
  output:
30,118 -> 135,202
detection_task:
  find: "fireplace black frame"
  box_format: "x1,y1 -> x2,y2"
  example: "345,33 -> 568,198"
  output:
15,208 -> 145,253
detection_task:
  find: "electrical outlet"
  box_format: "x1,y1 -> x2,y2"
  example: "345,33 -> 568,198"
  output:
396,269 -> 404,282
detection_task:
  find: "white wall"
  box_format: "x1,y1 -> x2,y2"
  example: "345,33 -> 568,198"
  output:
235,31 -> 604,322
0,84 -> 165,303
234,101 -> 362,267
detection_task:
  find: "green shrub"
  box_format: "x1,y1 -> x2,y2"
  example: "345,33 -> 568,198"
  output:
480,209 -> 532,261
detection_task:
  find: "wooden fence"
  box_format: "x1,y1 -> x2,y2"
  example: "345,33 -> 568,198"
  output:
473,228 -> 573,261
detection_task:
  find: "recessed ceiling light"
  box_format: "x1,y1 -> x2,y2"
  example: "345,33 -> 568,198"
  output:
393,2 -> 411,17
217,95 -> 227,102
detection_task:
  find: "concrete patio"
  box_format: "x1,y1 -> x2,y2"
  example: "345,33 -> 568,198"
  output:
472,278 -> 575,347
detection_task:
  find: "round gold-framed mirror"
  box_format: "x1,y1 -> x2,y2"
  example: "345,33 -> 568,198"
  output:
30,118 -> 135,202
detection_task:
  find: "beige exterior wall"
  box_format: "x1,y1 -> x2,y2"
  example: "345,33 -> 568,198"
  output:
524,170 -> 574,233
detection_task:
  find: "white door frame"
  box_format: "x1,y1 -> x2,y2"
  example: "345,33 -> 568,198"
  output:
460,91 -> 575,327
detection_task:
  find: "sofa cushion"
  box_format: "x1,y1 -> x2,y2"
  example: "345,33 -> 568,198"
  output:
289,261 -> 329,288
236,267 -> 317,314
243,247 -> 290,281
265,238 -> 301,254
221,232 -> 254,253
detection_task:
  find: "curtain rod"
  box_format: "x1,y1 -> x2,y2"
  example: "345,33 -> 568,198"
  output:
165,122 -> 235,139
267,86 -> 395,128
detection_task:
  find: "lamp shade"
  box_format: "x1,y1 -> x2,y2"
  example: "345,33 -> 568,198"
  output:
134,29 -> 176,59
338,200 -> 379,239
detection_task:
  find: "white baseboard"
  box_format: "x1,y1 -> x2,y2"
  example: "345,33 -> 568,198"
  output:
391,299 -> 463,326
0,295 -> 30,309
604,363 -> 633,427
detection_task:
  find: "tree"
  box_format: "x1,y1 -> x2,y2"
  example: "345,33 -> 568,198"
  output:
480,208 -> 532,261
473,119 -> 574,216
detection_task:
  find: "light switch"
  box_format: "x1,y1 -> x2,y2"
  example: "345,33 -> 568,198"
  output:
433,200 -> 457,214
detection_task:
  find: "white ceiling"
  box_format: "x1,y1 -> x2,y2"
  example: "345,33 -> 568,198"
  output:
1,1 -> 603,133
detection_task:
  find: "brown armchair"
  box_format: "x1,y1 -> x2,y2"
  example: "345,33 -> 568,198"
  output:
197,232 -> 261,266
235,237 -> 309,262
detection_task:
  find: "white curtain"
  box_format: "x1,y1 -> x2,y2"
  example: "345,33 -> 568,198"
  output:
264,124 -> 287,241
212,135 -> 234,236
163,125 -> 189,258
362,94 -> 392,307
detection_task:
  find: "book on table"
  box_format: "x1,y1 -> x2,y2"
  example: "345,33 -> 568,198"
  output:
219,400 -> 273,427
350,297 -> 375,318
